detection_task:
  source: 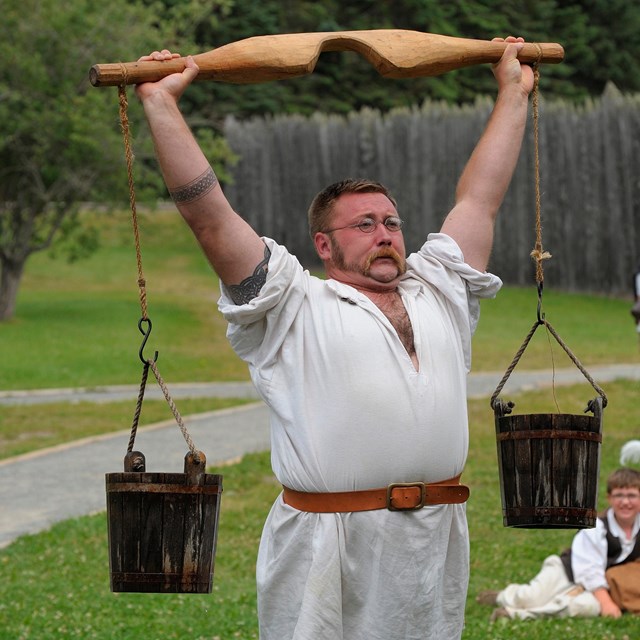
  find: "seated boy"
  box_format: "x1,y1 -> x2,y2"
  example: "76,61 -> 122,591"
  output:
478,467 -> 640,620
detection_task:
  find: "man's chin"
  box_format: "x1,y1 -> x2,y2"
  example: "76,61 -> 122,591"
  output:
365,265 -> 402,283
367,258 -> 405,278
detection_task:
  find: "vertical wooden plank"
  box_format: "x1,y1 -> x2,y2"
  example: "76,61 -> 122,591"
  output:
586,413 -> 601,516
138,473 -> 165,592
161,477 -> 186,593
120,472 -> 143,592
573,412 -> 600,525
106,473 -> 126,592
495,413 -> 515,525
197,475 -> 223,593
513,414 -> 533,522
531,414 -> 554,520
572,414 -> 589,509
551,414 -> 572,520
182,489 -> 202,593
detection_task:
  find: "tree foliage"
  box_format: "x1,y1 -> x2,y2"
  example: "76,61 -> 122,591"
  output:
2,0 -> 639,321
181,0 -> 640,119
0,0 -> 233,321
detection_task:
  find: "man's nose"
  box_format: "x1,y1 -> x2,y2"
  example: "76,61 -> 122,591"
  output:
374,223 -> 394,244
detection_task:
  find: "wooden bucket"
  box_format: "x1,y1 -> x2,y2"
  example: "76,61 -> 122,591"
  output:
493,397 -> 603,529
106,450 -> 222,593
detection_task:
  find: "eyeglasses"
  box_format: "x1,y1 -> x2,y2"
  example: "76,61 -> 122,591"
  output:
323,216 -> 404,234
610,492 -> 640,502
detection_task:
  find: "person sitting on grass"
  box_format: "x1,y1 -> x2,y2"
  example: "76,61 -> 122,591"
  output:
477,467 -> 640,620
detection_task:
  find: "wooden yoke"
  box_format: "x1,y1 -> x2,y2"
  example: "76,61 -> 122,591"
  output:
90,30 -> 564,87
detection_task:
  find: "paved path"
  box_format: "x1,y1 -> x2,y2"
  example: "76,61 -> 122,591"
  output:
1,363 -> 638,548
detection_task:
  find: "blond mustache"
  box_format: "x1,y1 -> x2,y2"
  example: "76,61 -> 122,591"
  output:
363,248 -> 407,274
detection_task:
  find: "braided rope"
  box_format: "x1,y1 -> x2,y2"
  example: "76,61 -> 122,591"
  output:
148,358 -> 199,458
529,59 -> 552,285
127,360 -> 150,453
491,55 -> 607,411
117,81 -> 201,462
118,82 -> 148,319
543,320 -> 608,407
490,320 -> 540,410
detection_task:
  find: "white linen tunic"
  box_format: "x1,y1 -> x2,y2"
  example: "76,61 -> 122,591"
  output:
219,233 -> 501,640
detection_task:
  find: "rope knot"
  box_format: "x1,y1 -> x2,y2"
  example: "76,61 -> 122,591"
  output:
530,248 -> 552,262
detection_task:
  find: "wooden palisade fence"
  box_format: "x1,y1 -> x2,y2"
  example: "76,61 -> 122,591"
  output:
223,84 -> 639,295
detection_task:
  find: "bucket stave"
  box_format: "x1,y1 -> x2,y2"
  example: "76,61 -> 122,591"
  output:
106,451 -> 222,593
494,397 -> 603,529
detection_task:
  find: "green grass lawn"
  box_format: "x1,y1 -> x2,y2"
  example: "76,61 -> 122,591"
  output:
1,380 -> 637,639
2,209 -> 248,390
1,208 -> 639,638
2,209 -> 638,390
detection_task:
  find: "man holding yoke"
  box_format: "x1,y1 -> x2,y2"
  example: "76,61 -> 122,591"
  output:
136,35 -> 533,639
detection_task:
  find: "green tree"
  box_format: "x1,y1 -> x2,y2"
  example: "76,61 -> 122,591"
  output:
0,0 -> 234,321
565,0 -> 640,96
179,0 -> 640,118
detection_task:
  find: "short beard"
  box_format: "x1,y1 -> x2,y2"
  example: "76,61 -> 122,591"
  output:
330,239 -> 406,277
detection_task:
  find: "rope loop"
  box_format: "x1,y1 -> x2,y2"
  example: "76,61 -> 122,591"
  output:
490,318 -> 608,411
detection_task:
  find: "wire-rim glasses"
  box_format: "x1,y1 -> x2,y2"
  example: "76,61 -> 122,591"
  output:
610,491 -> 640,502
323,216 -> 404,234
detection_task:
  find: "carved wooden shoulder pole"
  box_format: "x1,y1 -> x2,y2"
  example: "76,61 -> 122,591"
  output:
90,30 -> 564,87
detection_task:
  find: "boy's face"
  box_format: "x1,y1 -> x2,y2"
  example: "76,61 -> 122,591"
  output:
608,486 -> 640,527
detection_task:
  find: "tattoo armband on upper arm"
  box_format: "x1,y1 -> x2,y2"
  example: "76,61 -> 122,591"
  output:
169,166 -> 218,204
227,244 -> 272,305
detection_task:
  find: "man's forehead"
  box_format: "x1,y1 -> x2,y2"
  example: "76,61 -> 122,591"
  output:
333,192 -> 397,218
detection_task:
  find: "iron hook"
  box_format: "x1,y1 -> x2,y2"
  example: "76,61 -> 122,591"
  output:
536,281 -> 545,324
138,317 -> 159,365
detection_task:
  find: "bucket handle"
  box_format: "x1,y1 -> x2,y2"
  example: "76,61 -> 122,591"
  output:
490,317 -> 608,412
122,450 -> 207,484
125,355 -> 203,464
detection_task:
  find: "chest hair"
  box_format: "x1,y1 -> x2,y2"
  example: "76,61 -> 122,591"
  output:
368,291 -> 416,359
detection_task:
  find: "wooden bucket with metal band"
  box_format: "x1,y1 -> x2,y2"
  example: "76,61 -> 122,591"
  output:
493,397 -> 603,529
106,450 -> 222,593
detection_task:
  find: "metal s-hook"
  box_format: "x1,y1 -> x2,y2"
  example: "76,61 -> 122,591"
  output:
536,281 -> 545,324
138,317 -> 159,364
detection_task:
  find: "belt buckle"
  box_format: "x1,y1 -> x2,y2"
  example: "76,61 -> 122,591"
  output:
386,482 -> 426,511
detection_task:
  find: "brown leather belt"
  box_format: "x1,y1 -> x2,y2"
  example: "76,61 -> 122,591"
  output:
282,475 -> 469,513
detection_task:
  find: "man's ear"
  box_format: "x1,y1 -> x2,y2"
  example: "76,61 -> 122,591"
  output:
313,232 -> 332,261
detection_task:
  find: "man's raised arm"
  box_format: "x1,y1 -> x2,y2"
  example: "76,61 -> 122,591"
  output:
440,37 -> 535,272
136,51 -> 269,304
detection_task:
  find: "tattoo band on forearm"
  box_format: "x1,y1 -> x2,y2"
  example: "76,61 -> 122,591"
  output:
169,166 -> 218,203
227,245 -> 271,305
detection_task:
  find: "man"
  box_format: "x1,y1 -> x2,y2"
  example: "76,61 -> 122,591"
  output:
480,467 -> 640,620
136,36 -> 533,639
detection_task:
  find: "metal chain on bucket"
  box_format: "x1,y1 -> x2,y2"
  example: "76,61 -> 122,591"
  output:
117,80 -> 200,461
490,59 -> 608,412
